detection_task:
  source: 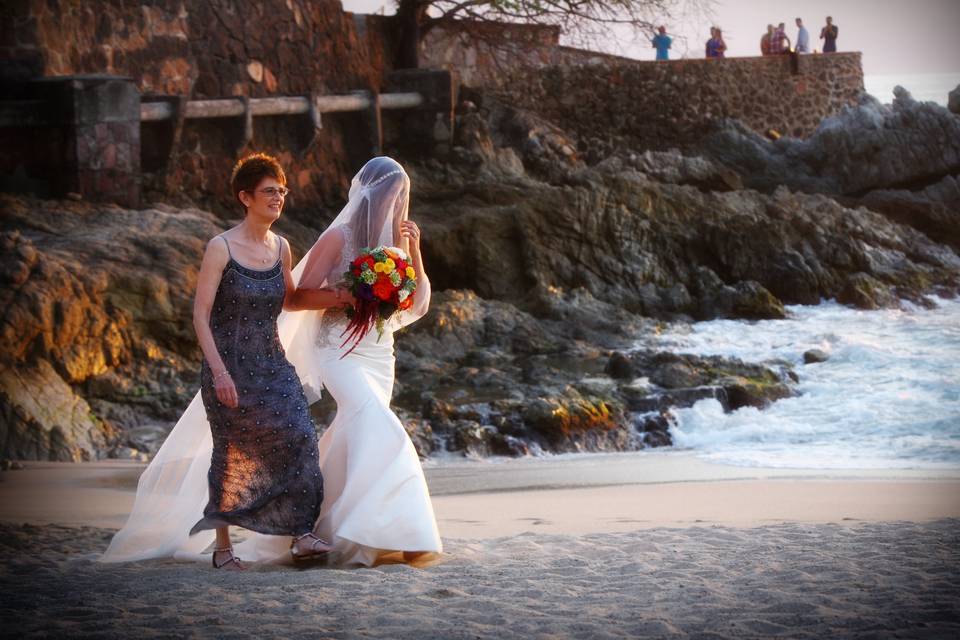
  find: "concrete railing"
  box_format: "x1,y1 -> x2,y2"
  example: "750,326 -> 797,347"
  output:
139,92 -> 425,122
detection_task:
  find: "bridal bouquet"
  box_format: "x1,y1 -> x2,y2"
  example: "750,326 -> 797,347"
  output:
339,246 -> 417,354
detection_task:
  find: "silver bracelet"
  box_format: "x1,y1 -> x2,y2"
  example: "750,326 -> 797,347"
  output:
213,370 -> 231,380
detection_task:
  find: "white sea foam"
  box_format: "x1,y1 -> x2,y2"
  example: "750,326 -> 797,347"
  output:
655,298 -> 960,469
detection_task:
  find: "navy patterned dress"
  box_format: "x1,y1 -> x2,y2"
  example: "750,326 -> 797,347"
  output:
190,235 -> 323,537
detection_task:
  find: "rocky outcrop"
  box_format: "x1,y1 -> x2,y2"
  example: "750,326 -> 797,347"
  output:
853,175 -> 960,251
5,82 -> 960,462
698,90 -> 960,250
949,84 -> 960,115
414,164 -> 960,318
393,290 -> 797,457
700,90 -> 960,197
0,195 -> 222,460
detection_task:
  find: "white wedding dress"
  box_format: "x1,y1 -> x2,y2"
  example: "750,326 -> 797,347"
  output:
239,226 -> 442,566
102,157 -> 442,566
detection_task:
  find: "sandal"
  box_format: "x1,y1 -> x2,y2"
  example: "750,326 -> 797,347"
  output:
291,532 -> 332,563
212,546 -> 246,570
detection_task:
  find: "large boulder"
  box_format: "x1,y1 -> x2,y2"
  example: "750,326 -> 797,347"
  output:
0,195 -> 223,460
0,361 -> 114,461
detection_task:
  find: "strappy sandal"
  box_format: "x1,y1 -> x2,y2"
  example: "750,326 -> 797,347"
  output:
291,532 -> 332,563
212,546 -> 246,570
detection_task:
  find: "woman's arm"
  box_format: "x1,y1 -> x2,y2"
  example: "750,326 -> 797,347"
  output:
286,227 -> 355,311
280,236 -> 297,310
192,237 -> 238,408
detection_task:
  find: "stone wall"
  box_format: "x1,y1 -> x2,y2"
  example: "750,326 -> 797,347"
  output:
422,23 -> 864,148
1,0 -> 390,215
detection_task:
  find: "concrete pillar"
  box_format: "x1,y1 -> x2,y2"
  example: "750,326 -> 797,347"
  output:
32,75 -> 141,207
385,69 -> 457,155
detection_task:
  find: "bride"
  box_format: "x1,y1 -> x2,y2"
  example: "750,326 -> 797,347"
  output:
101,157 -> 441,566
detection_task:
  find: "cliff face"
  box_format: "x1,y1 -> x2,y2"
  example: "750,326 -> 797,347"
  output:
1,196 -> 221,461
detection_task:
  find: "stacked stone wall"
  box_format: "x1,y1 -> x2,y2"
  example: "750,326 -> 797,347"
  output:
2,0 -> 389,214
421,23 -> 864,148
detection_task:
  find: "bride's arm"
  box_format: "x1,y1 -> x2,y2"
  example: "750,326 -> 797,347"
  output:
286,227 -> 353,311
395,219 -> 430,327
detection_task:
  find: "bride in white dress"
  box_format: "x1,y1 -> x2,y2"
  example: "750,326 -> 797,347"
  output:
101,157 -> 441,567
285,156 -> 441,565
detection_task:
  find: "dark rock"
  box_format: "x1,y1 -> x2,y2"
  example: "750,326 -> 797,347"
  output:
855,175 -> 960,251
803,349 -> 829,364
650,360 -> 709,389
523,393 -> 625,442
837,272 -> 900,310
491,433 -> 531,457
722,376 -> 793,411
404,419 -> 435,458
0,361 -> 115,462
626,386 -> 724,413
617,149 -> 744,192
634,411 -> 675,448
451,420 -> 495,457
605,352 -> 635,379
948,84 -> 960,115
700,93 -> 960,197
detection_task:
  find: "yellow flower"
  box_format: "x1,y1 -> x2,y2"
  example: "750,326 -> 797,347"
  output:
405,266 -> 416,279
382,258 -> 395,274
373,262 -> 384,273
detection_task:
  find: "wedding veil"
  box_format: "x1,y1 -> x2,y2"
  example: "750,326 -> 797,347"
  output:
101,157 -> 430,563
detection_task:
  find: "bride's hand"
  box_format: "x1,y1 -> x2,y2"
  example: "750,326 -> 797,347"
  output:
400,220 -> 421,253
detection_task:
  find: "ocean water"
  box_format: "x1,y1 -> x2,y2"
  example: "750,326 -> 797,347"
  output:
864,72 -> 960,106
655,298 -> 960,470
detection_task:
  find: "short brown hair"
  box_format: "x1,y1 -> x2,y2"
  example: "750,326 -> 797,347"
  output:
230,153 -> 286,207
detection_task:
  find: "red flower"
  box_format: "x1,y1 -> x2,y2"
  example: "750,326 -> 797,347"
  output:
399,295 -> 414,311
372,279 -> 394,301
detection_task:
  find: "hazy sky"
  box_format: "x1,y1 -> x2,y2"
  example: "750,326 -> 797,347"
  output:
341,0 -> 960,75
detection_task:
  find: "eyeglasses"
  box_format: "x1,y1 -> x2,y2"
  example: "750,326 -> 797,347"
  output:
251,187 -> 289,198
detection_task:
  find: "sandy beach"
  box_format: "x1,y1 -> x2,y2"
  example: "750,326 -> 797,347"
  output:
2,453 -> 959,638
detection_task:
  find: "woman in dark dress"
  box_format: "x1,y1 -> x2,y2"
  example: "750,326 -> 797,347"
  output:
190,153 -> 343,569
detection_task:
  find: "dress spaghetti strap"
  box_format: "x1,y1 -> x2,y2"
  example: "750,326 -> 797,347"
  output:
220,235 -> 234,261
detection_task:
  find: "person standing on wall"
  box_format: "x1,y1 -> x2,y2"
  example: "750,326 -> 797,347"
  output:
760,24 -> 775,55
795,17 -> 810,53
706,27 -> 727,59
820,16 -> 839,52
652,25 -> 672,61
773,22 -> 792,54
